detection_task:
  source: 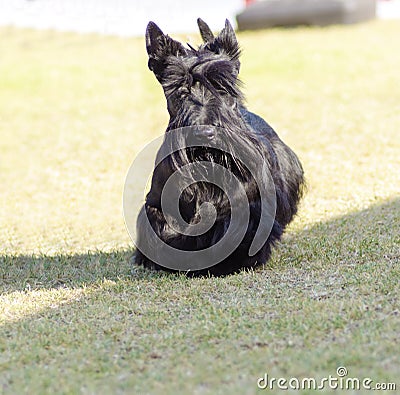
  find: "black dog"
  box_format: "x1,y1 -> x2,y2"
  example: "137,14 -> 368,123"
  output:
134,19 -> 304,276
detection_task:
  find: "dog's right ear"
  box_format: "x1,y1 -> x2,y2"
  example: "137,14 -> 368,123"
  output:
145,22 -> 186,79
145,21 -> 165,57
197,18 -> 214,43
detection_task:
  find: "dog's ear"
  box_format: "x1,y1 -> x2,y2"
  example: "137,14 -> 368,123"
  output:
197,18 -> 214,43
215,19 -> 240,62
145,21 -> 165,57
145,21 -> 186,79
205,19 -> 240,74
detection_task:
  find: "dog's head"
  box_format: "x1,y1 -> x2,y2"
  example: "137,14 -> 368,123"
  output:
145,19 -> 244,138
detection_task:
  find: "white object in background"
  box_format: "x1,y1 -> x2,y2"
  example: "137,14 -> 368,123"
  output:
377,0 -> 400,19
0,0 -> 244,36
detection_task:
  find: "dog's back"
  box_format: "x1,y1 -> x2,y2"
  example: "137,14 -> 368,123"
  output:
241,107 -> 304,226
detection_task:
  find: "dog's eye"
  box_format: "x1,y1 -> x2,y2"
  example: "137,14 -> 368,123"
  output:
207,73 -> 238,97
206,80 -> 227,96
166,88 -> 189,115
167,96 -> 179,116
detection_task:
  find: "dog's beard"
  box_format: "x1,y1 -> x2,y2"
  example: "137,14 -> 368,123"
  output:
167,145 -> 260,222
169,145 -> 251,183
187,146 -> 229,166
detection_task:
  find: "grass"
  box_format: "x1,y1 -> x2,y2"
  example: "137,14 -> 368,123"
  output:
0,20 -> 399,394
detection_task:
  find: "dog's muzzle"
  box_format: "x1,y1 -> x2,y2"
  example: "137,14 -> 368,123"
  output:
193,128 -> 215,141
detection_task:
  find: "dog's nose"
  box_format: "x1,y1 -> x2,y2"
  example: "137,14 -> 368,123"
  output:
193,128 -> 215,141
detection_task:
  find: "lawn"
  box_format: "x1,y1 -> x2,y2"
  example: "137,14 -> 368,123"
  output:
0,20 -> 399,394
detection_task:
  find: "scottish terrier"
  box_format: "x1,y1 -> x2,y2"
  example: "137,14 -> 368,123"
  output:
134,19 -> 304,276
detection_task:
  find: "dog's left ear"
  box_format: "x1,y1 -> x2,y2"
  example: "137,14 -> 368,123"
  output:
217,19 -> 240,61
205,19 -> 241,73
145,21 -> 187,80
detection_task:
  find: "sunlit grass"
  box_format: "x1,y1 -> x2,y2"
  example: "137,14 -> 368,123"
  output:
0,21 -> 399,394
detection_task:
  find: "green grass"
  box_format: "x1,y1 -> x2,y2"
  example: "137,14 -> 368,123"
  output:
1,21 -> 399,394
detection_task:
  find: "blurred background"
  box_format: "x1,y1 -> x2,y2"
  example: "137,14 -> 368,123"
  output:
0,0 -> 243,35
1,0 -> 400,35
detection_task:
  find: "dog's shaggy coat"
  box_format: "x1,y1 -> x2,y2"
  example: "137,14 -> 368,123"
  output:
135,19 -> 304,276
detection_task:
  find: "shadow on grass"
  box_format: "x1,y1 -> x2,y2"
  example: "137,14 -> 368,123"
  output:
271,196 -> 399,270
1,197 -> 399,295
1,198 -> 399,395
0,249 -> 136,294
